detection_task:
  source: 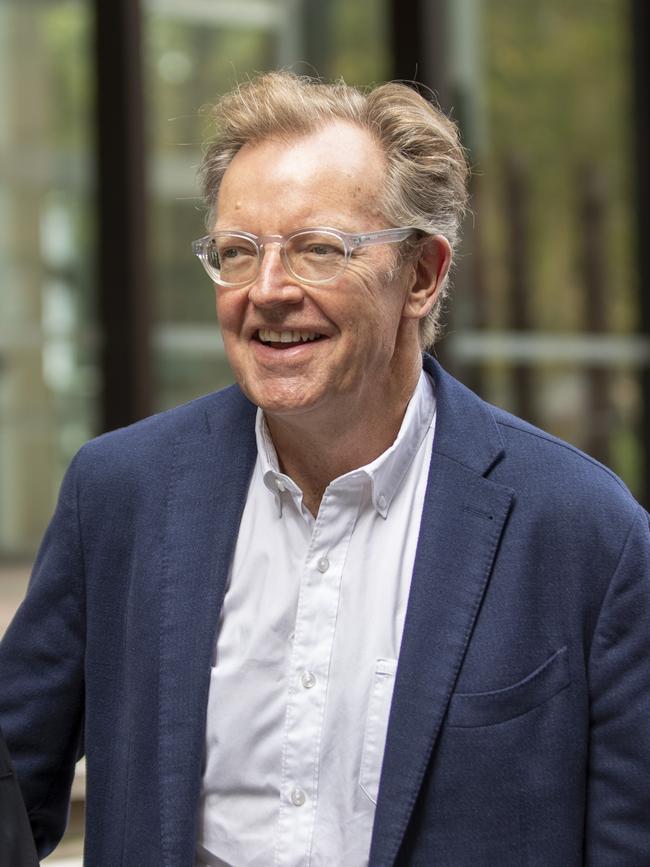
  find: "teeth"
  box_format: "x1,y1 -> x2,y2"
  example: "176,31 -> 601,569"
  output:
258,329 -> 320,344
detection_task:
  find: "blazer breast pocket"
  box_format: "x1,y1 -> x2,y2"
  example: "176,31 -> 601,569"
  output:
446,646 -> 571,728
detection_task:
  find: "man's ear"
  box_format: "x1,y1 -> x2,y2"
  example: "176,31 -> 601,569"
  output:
402,235 -> 452,320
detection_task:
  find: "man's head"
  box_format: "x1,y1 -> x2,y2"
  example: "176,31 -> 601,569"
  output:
200,71 -> 468,350
197,73 -> 468,430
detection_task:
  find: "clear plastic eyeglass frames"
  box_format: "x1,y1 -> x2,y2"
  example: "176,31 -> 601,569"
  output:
191,226 -> 418,287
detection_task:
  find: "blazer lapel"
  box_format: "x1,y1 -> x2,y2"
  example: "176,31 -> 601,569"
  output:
369,359 -> 514,866
158,388 -> 257,867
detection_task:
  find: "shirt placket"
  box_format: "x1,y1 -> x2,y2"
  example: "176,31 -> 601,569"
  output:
273,481 -> 362,867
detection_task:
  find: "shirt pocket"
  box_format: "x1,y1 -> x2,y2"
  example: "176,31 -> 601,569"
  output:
359,658 -> 398,805
446,645 -> 571,728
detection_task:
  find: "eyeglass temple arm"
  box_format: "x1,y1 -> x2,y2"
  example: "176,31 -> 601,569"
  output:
351,227 -> 428,248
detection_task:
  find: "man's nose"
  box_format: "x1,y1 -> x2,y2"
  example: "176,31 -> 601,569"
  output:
248,245 -> 304,307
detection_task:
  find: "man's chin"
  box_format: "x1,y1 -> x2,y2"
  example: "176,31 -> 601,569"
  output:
235,370 -> 321,413
257,396 -> 322,418
251,388 -> 332,423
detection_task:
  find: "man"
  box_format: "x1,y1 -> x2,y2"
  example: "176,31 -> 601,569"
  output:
0,71 -> 649,866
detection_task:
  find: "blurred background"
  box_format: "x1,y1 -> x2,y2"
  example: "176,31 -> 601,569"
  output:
0,0 -> 648,861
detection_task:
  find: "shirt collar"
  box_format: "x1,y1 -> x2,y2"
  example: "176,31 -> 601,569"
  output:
360,369 -> 436,517
256,413 -> 304,518
255,369 -> 436,519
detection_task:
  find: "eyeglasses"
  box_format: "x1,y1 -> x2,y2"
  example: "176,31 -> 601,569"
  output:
191,226 -> 419,287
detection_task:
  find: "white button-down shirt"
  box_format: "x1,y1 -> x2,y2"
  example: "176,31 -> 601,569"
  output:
197,371 -> 436,867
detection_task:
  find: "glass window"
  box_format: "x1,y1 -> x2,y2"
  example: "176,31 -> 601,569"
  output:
0,0 -> 97,558
447,0 -> 641,495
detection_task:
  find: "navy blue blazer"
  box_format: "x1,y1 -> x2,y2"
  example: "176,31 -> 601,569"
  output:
0,357 -> 649,866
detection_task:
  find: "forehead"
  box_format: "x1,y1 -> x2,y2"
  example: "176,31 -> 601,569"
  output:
215,121 -> 387,230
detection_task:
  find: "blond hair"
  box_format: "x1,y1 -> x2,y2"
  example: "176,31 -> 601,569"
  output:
199,71 -> 469,348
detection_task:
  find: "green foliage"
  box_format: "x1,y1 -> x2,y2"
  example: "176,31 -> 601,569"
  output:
480,0 -> 636,334
327,0 -> 390,84
41,1 -> 92,147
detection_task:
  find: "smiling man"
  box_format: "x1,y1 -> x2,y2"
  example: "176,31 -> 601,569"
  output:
1,72 -> 649,867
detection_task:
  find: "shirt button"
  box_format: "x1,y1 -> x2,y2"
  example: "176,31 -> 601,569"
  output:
274,478 -> 286,493
301,670 -> 316,689
377,494 -> 387,510
317,557 -> 329,573
291,787 -> 306,807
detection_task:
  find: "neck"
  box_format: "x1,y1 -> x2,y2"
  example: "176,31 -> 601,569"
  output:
265,359 -> 421,516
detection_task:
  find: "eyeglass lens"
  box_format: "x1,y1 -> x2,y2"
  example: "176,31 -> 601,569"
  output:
209,230 -> 348,285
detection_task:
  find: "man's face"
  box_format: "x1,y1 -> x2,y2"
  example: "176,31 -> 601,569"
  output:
214,121 -> 421,425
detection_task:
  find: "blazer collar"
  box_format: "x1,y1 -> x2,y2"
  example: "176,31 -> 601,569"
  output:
423,354 -> 505,476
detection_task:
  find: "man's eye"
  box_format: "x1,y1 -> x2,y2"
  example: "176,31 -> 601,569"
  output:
307,244 -> 342,256
218,245 -> 256,260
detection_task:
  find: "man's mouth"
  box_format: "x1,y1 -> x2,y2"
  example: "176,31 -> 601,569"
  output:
256,329 -> 325,347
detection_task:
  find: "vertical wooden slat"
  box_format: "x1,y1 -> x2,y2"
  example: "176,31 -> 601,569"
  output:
301,0 -> 333,79
390,0 -> 450,108
94,0 -> 151,431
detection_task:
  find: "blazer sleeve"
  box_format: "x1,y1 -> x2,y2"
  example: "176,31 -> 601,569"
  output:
584,505 -> 650,864
0,453 -> 86,859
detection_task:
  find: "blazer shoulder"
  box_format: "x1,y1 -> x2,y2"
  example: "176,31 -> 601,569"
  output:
86,384 -> 251,446
425,357 -> 638,519
71,384 -> 255,485
489,403 -> 640,526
